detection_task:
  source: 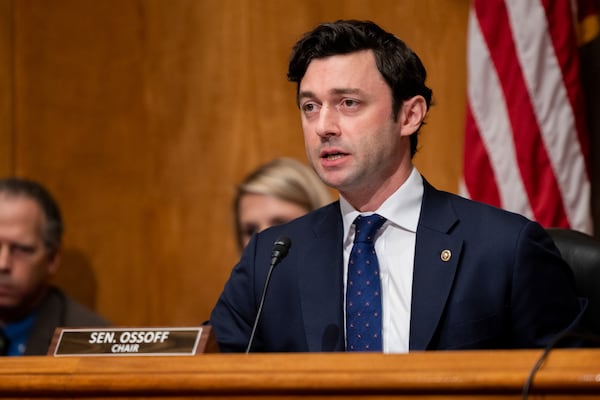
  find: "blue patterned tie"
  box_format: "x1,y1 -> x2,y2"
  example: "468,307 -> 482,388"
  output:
346,214 -> 386,351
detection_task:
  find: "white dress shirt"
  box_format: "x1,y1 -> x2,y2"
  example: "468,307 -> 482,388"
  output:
340,167 -> 423,353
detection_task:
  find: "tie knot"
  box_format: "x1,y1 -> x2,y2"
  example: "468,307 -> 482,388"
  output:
353,214 -> 386,244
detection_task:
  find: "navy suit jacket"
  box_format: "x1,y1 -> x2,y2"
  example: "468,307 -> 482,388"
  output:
210,180 -> 583,352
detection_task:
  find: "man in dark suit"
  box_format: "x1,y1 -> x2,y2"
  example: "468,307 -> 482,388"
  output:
210,20 -> 583,352
0,178 -> 109,355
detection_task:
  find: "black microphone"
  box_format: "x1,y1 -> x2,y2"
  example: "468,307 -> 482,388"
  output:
245,236 -> 291,353
270,236 -> 291,266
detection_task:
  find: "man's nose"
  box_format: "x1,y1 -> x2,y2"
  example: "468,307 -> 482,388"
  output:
315,106 -> 341,138
0,245 -> 11,271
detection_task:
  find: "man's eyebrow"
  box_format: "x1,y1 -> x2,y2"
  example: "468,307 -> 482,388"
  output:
298,90 -> 316,101
298,88 -> 362,100
331,88 -> 361,95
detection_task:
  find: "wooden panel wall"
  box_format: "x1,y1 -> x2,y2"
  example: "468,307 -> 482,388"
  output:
3,0 -> 469,326
0,0 -> 13,176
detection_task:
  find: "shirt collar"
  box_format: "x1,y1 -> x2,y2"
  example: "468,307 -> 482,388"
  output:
4,312 -> 37,356
340,166 -> 424,241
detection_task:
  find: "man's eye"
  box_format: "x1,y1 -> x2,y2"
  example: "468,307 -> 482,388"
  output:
11,245 -> 36,255
302,103 -> 317,113
343,99 -> 358,107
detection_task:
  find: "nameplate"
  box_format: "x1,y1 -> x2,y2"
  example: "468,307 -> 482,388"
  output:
50,326 -> 214,356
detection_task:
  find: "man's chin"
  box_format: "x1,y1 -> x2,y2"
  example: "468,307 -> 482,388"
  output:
318,172 -> 347,190
0,301 -> 20,312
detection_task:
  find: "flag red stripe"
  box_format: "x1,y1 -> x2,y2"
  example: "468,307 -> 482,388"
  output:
541,0 -> 591,176
463,103 -> 501,206
473,0 -> 570,227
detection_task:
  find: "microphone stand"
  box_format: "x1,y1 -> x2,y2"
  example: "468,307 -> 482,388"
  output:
245,237 -> 291,353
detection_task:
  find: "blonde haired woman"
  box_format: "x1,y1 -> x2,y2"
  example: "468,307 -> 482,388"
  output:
234,157 -> 334,250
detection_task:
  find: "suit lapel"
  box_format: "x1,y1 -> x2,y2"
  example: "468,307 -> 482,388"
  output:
295,184 -> 465,352
298,203 -> 345,352
409,181 -> 463,350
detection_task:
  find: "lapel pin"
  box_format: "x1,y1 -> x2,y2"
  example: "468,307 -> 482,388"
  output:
440,249 -> 452,262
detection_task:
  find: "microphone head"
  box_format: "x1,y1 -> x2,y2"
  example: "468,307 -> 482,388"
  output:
271,236 -> 291,262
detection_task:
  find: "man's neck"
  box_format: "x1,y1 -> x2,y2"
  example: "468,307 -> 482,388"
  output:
0,286 -> 49,325
341,165 -> 414,212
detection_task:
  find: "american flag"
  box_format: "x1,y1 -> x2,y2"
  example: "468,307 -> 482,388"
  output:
460,0 -> 595,234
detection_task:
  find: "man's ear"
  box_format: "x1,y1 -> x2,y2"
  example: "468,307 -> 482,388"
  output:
399,95 -> 427,137
47,248 -> 61,275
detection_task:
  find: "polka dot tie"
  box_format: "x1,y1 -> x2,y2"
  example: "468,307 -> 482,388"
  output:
346,214 -> 386,352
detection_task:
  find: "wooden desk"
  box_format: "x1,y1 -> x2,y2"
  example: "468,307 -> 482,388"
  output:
0,349 -> 598,399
